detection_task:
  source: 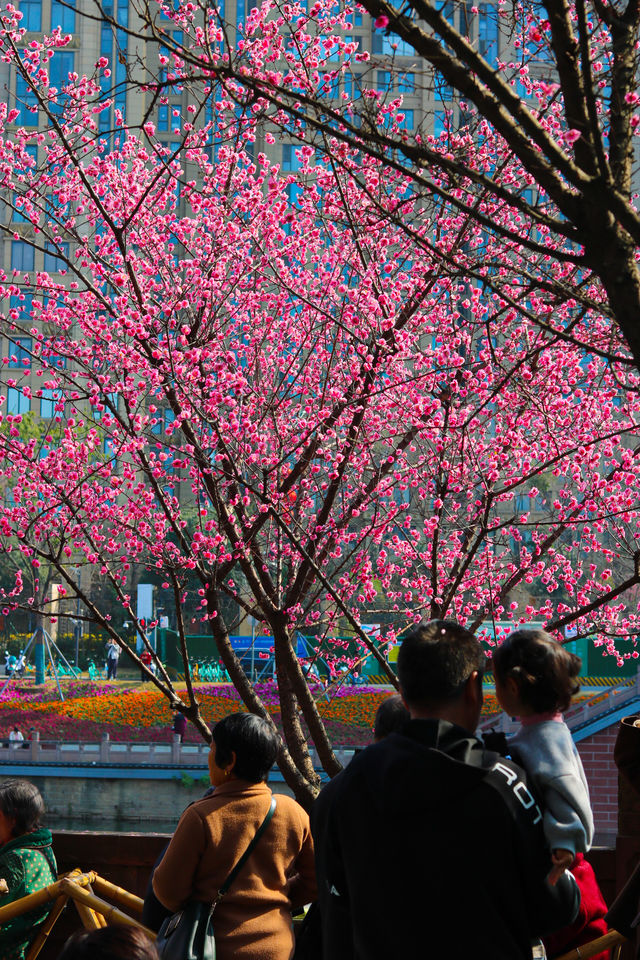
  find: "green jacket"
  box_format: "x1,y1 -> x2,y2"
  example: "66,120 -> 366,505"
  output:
0,828 -> 57,960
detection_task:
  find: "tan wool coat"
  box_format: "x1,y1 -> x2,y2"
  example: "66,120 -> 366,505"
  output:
152,780 -> 317,960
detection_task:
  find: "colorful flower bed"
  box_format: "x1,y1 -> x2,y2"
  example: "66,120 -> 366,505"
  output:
0,678 -> 593,749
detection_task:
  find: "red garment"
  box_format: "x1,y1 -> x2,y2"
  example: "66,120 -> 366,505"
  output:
543,853 -> 609,960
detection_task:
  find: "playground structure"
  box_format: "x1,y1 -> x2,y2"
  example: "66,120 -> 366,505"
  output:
1,626 -> 80,701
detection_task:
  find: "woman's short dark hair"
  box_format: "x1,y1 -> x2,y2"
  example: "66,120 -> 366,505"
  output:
398,620 -> 485,708
373,695 -> 410,740
0,779 -> 45,836
213,714 -> 279,783
492,628 -> 581,713
57,925 -> 158,960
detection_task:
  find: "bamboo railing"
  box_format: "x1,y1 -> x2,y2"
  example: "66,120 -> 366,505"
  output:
553,929 -> 626,960
0,868 -> 156,960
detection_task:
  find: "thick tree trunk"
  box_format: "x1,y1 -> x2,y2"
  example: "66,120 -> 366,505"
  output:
585,220 -> 640,371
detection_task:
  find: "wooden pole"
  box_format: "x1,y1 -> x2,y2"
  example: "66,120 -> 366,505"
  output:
553,929 -> 627,960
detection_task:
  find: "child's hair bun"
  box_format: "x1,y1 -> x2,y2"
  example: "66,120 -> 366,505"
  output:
493,628 -> 581,714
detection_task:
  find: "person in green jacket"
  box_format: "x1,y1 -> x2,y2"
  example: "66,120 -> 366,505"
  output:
0,779 -> 57,960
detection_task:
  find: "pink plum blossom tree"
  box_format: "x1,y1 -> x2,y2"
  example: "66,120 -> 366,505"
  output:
0,1 -> 639,804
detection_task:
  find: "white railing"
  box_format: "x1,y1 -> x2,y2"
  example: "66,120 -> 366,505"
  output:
307,747 -> 355,770
0,733 -> 210,766
0,736 -> 357,769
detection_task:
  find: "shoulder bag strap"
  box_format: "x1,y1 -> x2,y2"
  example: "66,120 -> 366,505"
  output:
214,795 -> 277,907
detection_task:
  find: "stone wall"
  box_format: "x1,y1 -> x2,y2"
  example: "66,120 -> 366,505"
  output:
0,769 -> 294,830
14,772 -> 208,828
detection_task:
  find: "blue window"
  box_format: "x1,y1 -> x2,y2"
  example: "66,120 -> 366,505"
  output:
436,0 -> 455,25
44,242 -> 69,273
99,0 -> 129,131
282,145 -> 303,208
397,109 -> 413,129
236,0 -> 257,28
7,337 -> 32,369
376,70 -> 391,91
40,388 -> 63,418
160,0 -> 181,17
7,388 -> 30,415
282,144 -> 302,170
398,72 -> 415,93
49,51 -> 75,115
163,446 -> 175,474
51,0 -> 75,32
344,75 -> 362,125
478,4 -> 499,67
434,110 -> 447,138
344,74 -> 362,100
15,145 -> 37,174
10,291 -> 33,316
435,70 -> 452,100
12,195 -> 27,223
372,31 -> 413,56
11,240 -> 34,272
158,103 -> 169,131
42,342 -> 66,368
164,409 -> 175,432
19,0 -> 41,31
15,72 -> 38,126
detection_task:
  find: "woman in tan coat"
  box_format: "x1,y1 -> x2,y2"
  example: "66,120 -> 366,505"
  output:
152,713 -> 317,960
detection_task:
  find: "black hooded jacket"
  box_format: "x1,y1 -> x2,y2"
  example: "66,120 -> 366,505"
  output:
311,718 -> 580,960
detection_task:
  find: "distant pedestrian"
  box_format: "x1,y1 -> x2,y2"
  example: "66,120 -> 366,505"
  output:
9,726 -> 23,750
22,728 -> 35,751
15,652 -> 25,678
140,648 -> 152,681
372,694 -> 410,741
172,711 -> 187,743
105,641 -> 119,680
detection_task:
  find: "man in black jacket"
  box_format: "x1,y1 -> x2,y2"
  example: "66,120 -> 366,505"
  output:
311,620 -> 580,960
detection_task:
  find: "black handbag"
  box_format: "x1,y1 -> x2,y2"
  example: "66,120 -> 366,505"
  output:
156,796 -> 277,960
293,901 -> 322,960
